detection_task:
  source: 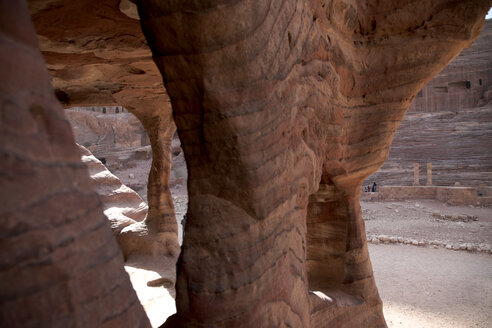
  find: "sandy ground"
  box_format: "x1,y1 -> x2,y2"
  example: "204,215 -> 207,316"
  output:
126,244 -> 492,328
362,199 -> 492,248
109,157 -> 492,327
125,255 -> 177,328
364,199 -> 492,327
123,195 -> 492,327
370,244 -> 492,328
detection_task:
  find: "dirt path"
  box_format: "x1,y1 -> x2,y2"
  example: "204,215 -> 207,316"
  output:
125,183 -> 492,327
370,244 -> 492,328
362,199 -> 492,252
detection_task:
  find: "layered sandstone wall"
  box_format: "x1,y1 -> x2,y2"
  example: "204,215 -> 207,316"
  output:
0,1 -> 150,326
365,105 -> 492,188
65,107 -> 188,201
410,20 -> 492,112
78,144 -> 148,235
2,0 -> 490,327
67,107 -> 149,154
136,0 -> 491,327
367,21 -> 492,189
28,0 -> 180,257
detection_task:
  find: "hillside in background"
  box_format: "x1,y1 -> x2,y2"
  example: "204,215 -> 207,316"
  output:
366,20 -> 492,189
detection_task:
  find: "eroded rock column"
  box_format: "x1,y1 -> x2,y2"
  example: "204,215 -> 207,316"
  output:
307,178 -> 384,325
138,1 -> 325,325
135,0 -> 490,326
117,108 -> 181,259
28,0 -> 181,259
0,1 -> 149,326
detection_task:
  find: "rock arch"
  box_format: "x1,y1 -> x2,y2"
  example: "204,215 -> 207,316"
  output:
0,0 -> 490,327
136,0 -> 490,326
27,0 -> 180,258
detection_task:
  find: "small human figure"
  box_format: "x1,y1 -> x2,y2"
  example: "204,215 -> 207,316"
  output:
372,182 -> 377,192
181,214 -> 187,235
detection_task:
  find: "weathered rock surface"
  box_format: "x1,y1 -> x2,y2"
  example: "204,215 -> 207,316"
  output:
136,0 -> 491,327
27,0 -> 164,112
2,0 -> 490,327
0,1 -> 150,326
66,105 -> 154,198
78,144 -> 148,236
67,107 -> 149,155
28,0 -> 180,257
66,106 -> 187,201
77,142 -> 180,259
102,146 -> 153,200
410,20 -> 492,112
366,22 -> 492,189
365,105 -> 492,188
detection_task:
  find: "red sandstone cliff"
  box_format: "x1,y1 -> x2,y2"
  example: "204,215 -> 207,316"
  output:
410,20 -> 492,112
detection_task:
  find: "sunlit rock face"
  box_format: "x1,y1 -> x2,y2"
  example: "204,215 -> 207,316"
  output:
0,0 -> 490,327
78,144 -> 148,236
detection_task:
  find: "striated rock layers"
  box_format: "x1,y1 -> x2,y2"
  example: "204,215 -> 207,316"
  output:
366,21 -> 492,189
28,0 -> 180,257
0,1 -> 150,327
136,0 -> 491,327
77,143 -> 173,260
67,107 -> 149,155
410,19 -> 492,112
1,0 -> 490,327
78,144 -> 147,237
365,105 -> 492,188
67,106 -> 152,198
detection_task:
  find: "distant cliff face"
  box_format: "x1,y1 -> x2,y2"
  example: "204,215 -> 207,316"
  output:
367,22 -> 492,189
66,107 -> 149,156
366,105 -> 492,188
410,20 -> 492,113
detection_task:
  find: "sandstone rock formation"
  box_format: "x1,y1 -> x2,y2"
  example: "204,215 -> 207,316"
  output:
136,0 -> 491,326
366,105 -> 492,188
366,21 -> 492,189
68,107 -> 149,155
67,106 -> 152,198
410,19 -> 492,112
1,0 -> 491,327
28,0 -> 180,257
0,1 -> 149,326
78,144 -> 148,236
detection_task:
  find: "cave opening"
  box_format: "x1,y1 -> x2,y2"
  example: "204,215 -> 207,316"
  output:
64,106 -> 190,239
65,105 -> 151,199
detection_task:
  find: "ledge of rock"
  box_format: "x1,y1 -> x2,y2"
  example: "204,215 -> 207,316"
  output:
78,144 -> 148,235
